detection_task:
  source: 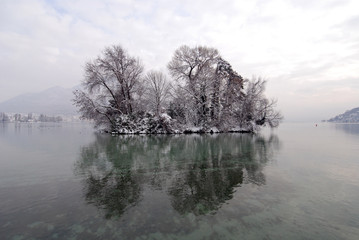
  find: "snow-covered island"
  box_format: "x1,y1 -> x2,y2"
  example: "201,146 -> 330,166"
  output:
74,44 -> 282,134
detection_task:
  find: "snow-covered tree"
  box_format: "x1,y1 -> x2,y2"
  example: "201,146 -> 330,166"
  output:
73,45 -> 144,131
168,45 -> 220,127
144,71 -> 171,116
168,45 -> 281,131
233,77 -> 282,130
214,57 -> 245,129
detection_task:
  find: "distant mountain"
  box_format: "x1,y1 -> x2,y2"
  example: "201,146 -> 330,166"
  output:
327,107 -> 359,123
0,86 -> 79,115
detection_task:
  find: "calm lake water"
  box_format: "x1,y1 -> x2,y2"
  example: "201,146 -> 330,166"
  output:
0,122 -> 359,239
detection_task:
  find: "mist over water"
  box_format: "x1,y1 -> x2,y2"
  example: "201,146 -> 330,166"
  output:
0,122 -> 359,239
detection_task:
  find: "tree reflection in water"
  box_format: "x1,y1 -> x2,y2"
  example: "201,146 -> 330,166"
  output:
74,133 -> 280,219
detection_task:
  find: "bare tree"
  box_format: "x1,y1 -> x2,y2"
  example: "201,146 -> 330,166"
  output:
168,45 -> 250,130
168,45 -> 220,126
234,77 -> 283,129
144,71 -> 171,116
73,44 -> 144,130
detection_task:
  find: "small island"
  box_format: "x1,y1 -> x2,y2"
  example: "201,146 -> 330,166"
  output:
74,44 -> 282,134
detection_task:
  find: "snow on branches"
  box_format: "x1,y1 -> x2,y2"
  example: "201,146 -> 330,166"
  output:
74,44 -> 282,134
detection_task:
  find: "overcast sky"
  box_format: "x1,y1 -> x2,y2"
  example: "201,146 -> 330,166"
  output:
1,0 -> 358,121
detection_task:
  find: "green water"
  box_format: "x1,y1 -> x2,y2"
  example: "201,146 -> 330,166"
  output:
0,122 -> 359,239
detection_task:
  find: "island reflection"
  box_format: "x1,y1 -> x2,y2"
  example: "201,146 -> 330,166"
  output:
333,123 -> 359,136
75,133 -> 280,219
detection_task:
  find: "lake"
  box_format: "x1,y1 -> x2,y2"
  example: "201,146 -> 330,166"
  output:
0,122 -> 359,239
